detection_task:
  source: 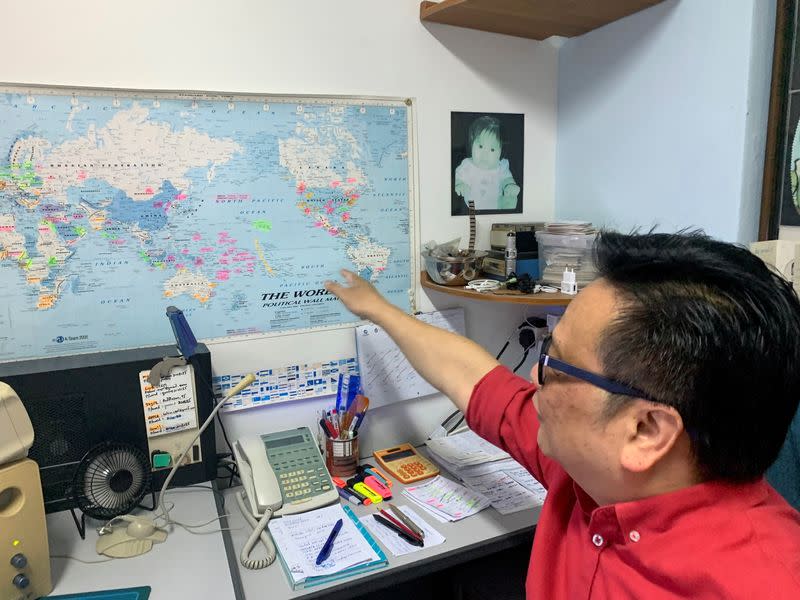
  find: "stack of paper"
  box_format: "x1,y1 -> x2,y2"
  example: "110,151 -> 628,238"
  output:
401,475 -> 490,522
267,504 -> 387,589
425,430 -> 547,515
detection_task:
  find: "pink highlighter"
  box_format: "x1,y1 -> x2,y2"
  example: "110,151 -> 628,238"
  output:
364,475 -> 392,499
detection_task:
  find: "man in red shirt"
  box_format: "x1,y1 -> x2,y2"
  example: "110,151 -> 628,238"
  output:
325,231 -> 800,599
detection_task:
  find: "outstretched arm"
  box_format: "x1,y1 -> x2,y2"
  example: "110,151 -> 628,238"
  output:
324,270 -> 499,412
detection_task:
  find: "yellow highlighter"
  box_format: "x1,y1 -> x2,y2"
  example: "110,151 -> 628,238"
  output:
352,481 -> 383,504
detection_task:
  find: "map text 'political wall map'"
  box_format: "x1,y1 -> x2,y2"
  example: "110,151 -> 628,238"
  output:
0,86 -> 415,362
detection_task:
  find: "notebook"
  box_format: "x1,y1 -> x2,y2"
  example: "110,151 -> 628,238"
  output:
268,503 -> 387,590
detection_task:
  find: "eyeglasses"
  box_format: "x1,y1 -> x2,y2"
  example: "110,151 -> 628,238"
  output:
537,335 -> 653,400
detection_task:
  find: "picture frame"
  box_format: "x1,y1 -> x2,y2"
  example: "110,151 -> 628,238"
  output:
760,0 -> 798,238
450,111 -> 524,216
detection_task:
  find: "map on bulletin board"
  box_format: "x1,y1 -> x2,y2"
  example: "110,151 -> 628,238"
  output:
0,85 -> 416,362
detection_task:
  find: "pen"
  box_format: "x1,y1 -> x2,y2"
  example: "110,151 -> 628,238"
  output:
345,485 -> 372,505
387,503 -> 424,539
315,518 -> 343,565
337,486 -> 361,505
319,418 -> 334,438
372,514 -> 423,547
377,508 -> 421,541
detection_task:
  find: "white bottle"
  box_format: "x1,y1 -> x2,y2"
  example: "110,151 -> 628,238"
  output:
561,267 -> 577,295
505,231 -> 517,276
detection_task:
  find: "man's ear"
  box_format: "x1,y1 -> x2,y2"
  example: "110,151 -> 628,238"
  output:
619,402 -> 684,473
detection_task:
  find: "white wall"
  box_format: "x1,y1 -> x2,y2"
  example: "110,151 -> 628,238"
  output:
555,0 -> 777,244
1,1 -> 559,453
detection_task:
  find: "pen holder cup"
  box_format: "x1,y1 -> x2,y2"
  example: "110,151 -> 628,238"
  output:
325,434 -> 359,478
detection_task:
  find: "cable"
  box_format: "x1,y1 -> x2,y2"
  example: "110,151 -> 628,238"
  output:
155,374 -> 255,530
235,490 -> 276,569
191,357 -> 236,457
512,350 -> 530,373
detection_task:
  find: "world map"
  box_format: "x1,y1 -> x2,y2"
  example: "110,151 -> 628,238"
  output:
0,87 -> 414,362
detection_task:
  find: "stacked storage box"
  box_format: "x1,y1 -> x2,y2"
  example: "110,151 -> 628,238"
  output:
535,222 -> 598,286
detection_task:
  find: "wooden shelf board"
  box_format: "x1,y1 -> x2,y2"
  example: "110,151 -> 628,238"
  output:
421,272 -> 573,306
419,0 -> 667,40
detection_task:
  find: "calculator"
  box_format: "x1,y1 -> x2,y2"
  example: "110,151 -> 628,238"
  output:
373,443 -> 439,484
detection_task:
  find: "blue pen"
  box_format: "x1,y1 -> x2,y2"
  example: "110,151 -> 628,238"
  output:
337,486 -> 361,505
315,518 -> 343,565
351,411 -> 366,434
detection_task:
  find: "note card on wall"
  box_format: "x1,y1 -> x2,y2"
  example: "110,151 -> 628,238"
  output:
355,308 -> 465,406
139,365 -> 198,437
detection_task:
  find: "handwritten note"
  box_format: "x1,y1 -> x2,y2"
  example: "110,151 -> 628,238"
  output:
139,364 -> 198,438
355,308 -> 465,406
402,475 -> 490,522
460,470 -> 545,515
268,504 -> 381,582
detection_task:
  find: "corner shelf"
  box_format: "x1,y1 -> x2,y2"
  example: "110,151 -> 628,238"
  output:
419,0 -> 666,41
421,272 -> 573,306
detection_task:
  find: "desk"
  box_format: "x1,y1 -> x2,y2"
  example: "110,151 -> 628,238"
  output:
47,485 -> 235,600
222,481 -> 541,600
45,475 -> 540,599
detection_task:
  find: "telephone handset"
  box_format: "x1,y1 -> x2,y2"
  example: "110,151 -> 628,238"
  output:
233,426 -> 340,569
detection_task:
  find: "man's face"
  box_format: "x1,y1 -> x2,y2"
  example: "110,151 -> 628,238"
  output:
531,280 -> 630,496
471,131 -> 501,170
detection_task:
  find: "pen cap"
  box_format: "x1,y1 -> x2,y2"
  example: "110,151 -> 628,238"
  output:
324,433 -> 359,478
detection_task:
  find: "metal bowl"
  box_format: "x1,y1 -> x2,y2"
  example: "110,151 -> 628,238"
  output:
422,250 -> 487,286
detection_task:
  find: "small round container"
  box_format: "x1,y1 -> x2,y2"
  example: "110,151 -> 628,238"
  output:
325,434 -> 359,478
422,250 -> 487,286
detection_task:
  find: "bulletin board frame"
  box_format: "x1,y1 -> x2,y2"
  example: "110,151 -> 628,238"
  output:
760,0 -> 798,238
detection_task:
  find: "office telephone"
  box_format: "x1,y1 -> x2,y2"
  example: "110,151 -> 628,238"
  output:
233,427 -> 339,569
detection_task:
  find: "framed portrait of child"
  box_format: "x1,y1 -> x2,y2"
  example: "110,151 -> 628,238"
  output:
451,111 -> 524,216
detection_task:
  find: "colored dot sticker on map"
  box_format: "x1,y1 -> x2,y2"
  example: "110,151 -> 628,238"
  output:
26,96 -> 35,105
112,98 -> 120,107
263,103 -> 269,111
228,102 -> 235,111
359,106 -> 366,114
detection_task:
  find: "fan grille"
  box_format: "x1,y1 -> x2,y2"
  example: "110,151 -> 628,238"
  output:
72,442 -> 151,520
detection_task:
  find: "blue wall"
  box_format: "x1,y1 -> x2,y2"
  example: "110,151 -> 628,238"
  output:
555,0 -> 777,243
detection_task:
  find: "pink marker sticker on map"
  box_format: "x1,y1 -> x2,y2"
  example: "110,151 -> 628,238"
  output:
330,180 -> 341,188
192,233 -> 202,241
174,193 -> 187,200
199,247 -> 213,253
296,182 -> 307,193
216,270 -> 230,281
346,177 -> 357,183
145,187 -> 154,195
182,248 -> 190,254
194,258 -> 203,266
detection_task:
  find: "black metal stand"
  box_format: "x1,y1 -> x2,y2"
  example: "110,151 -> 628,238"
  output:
69,489 -> 157,540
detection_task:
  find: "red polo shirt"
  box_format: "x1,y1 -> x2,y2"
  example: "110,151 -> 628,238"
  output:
466,366 -> 800,599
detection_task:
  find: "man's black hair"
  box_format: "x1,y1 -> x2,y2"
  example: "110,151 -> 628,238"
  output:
594,230 -> 800,481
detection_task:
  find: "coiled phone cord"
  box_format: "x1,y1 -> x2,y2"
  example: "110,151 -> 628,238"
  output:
235,490 -> 277,569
